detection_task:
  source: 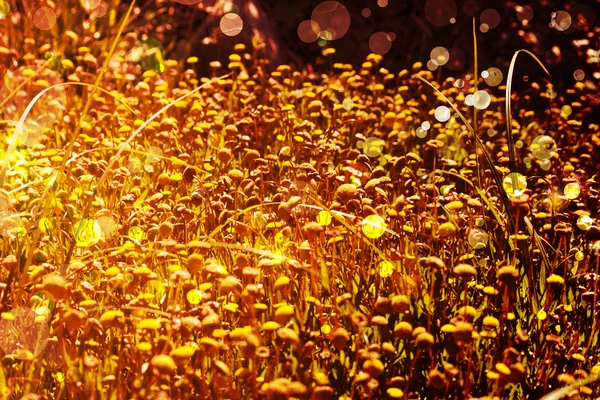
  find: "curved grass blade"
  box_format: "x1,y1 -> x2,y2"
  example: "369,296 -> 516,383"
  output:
505,50 -> 552,173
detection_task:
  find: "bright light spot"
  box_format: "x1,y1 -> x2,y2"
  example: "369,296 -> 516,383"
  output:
378,261 -> 394,277
564,182 -> 580,200
430,46 -> 449,66
484,67 -> 503,86
186,290 -> 202,304
434,105 -> 451,122
502,172 -> 527,196
363,137 -> 384,157
473,90 -> 491,109
531,135 -> 557,160
317,210 -> 332,226
362,215 -> 386,239
342,97 -> 353,110
220,13 -> 243,37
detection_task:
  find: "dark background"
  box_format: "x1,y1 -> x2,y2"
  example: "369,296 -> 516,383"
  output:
148,0 -> 599,91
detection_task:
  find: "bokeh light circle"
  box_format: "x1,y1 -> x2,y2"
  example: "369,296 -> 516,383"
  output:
378,261 -> 394,277
564,183 -> 580,200
220,13 -> 243,37
480,8 -> 500,29
311,1 -> 351,41
94,216 -> 118,240
369,32 -> 393,55
430,46 -> 449,66
571,4 -> 595,31
516,5 -> 533,23
362,215 -> 386,239
0,1 -> 10,19
342,97 -> 353,110
540,159 -> 552,171
503,172 -> 527,196
473,90 -> 491,109
90,2 -> 107,19
531,135 -> 557,160
128,38 -> 165,72
484,67 -> 503,86
424,0 -> 457,27
573,69 -> 585,81
80,0 -> 101,11
33,7 -> 57,30
298,20 -> 320,43
468,228 -> 489,249
462,0 -> 479,17
0,66 -> 66,146
465,94 -> 474,106
40,338 -> 66,371
446,47 -> 466,71
362,8 -> 371,18
551,11 -> 571,32
435,106 -> 451,122
0,307 -> 50,360
363,137 -> 384,157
